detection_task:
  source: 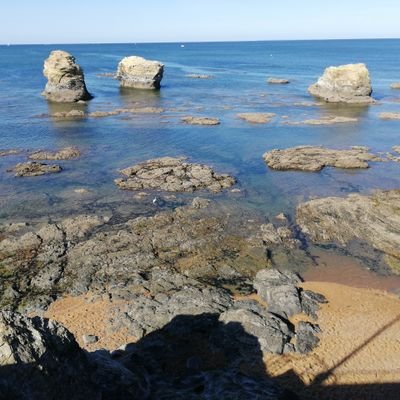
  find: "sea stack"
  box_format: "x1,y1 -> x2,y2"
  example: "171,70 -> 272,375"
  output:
116,56 -> 164,89
42,50 -> 92,103
308,63 -> 373,104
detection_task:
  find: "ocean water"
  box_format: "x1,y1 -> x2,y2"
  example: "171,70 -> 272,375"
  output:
1,39 -> 400,222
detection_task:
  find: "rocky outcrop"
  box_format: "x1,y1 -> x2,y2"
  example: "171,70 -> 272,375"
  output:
0,311 -> 97,399
297,190 -> 400,272
42,50 -> 92,103
8,161 -> 62,177
238,112 -> 276,124
116,56 -> 164,89
263,146 -> 381,172
308,63 -> 373,104
379,112 -> 400,120
181,116 -> 220,125
29,147 -> 80,161
0,200 -> 315,313
390,83 -> 400,89
268,78 -> 290,84
114,156 -> 235,192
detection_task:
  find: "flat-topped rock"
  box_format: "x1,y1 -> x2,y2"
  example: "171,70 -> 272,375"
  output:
379,112 -> 400,120
51,110 -> 85,119
116,56 -> 164,89
308,63 -> 374,104
88,107 -> 164,118
237,112 -> 276,124
263,146 -> 381,172
390,83 -> 400,89
181,116 -> 220,125
267,78 -> 290,84
9,162 -> 62,177
0,149 -> 20,157
114,156 -> 235,192
186,74 -> 212,79
42,50 -> 92,103
297,190 -> 400,272
288,116 -> 358,125
29,147 -> 80,160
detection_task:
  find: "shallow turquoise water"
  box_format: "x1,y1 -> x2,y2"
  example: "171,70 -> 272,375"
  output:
1,40 -> 400,221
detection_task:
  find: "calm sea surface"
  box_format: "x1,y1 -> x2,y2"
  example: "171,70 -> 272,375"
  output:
1,40 -> 400,222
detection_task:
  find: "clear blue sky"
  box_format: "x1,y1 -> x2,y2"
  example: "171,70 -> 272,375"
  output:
2,0 -> 400,44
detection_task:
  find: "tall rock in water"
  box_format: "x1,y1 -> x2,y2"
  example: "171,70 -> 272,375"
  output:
116,56 -> 164,89
308,63 -> 373,104
42,50 -> 92,102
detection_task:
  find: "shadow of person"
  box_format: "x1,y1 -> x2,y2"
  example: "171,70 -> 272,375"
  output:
94,313 -> 299,399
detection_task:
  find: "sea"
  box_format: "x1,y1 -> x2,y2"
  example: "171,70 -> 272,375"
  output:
1,39 -> 400,225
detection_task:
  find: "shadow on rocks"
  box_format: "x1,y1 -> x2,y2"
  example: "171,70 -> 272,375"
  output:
91,313 -> 298,400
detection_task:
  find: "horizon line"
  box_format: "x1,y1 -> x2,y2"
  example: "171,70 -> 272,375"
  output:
1,37 -> 400,46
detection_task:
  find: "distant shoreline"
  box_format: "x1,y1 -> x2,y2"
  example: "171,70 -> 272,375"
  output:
2,37 -> 400,46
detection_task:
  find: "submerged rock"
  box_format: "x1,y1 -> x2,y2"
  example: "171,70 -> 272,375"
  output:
181,116 -> 220,125
50,110 -> 85,119
288,116 -> 358,125
297,190 -> 400,272
0,149 -> 20,157
29,146 -> 81,160
267,78 -> 290,84
263,146 -> 381,172
308,63 -> 374,104
116,56 -> 164,89
379,112 -> 400,120
42,50 -> 92,103
9,161 -> 62,177
237,112 -> 276,124
89,107 -> 164,118
114,156 -> 235,192
186,74 -> 212,79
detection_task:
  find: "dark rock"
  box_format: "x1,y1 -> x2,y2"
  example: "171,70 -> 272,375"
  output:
295,321 -> 321,354
300,290 -> 328,320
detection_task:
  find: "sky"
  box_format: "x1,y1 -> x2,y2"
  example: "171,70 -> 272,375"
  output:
1,0 -> 400,44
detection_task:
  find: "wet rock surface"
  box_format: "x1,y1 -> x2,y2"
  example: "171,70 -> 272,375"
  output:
238,112 -> 276,123
116,56 -> 164,89
297,190 -> 400,272
29,146 -> 81,161
287,116 -> 358,125
0,149 -> 20,157
181,116 -> 221,125
379,112 -> 400,120
42,50 -> 92,103
50,109 -> 86,119
0,201 -> 315,311
263,146 -> 381,172
308,63 -> 374,104
268,78 -> 290,84
8,161 -> 62,177
114,156 -> 235,192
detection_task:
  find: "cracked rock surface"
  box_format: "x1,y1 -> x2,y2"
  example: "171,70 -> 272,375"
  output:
114,156 -> 236,192
263,146 -> 381,172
